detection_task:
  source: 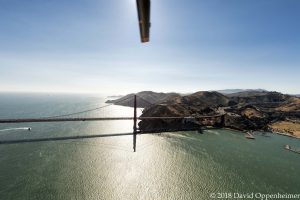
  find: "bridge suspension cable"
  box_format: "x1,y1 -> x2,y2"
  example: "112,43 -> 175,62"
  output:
41,95 -> 134,119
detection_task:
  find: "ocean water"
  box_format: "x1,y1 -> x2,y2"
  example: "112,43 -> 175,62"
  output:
0,93 -> 299,200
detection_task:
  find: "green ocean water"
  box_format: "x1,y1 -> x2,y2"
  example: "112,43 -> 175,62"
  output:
0,93 -> 299,200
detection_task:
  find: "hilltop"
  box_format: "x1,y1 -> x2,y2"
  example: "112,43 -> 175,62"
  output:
105,91 -> 180,108
105,89 -> 268,108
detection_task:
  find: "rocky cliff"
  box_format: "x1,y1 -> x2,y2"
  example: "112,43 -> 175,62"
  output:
137,91 -> 300,135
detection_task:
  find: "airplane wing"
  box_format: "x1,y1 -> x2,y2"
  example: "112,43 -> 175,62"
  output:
136,0 -> 151,43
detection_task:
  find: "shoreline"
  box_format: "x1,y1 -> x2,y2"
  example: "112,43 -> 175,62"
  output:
222,127 -> 300,140
159,126 -> 300,140
221,127 -> 300,140
270,130 -> 300,139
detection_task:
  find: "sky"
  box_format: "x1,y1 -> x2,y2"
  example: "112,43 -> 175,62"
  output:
0,0 -> 299,95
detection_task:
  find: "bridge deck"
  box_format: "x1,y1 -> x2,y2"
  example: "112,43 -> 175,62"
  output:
0,115 -> 224,124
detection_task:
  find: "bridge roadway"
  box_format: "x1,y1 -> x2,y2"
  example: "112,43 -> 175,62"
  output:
0,115 -> 224,146
0,115 -> 224,124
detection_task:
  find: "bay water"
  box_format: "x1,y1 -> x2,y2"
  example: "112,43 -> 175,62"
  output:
0,93 -> 299,200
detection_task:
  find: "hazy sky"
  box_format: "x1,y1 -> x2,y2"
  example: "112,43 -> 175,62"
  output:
0,0 -> 299,95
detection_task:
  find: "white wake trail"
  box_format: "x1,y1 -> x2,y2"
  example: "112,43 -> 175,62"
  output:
0,127 -> 31,134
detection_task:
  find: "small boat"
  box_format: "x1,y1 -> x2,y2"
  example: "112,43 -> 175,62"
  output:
245,131 -> 255,139
284,145 -> 300,154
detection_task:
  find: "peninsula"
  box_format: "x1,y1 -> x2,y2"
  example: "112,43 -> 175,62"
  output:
107,90 -> 300,138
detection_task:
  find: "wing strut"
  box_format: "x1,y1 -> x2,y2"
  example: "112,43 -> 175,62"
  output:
136,0 -> 151,43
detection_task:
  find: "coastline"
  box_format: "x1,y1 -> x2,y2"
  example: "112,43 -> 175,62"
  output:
270,130 -> 300,139
169,126 -> 300,140
220,127 -> 300,140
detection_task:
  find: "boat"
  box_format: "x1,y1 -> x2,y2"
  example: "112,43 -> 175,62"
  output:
284,145 -> 300,154
245,131 -> 255,139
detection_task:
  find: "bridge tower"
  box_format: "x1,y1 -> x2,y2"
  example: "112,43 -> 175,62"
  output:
133,95 -> 137,152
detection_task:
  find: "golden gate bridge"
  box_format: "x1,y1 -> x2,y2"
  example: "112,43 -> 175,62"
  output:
0,95 -> 223,152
